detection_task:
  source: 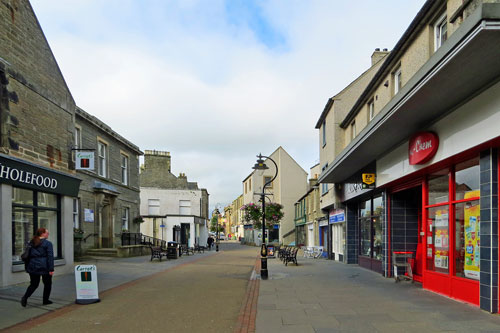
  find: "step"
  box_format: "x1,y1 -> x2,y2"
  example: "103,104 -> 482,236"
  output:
85,248 -> 119,257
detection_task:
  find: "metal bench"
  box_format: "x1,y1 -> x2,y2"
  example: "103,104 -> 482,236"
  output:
149,246 -> 168,261
284,247 -> 299,266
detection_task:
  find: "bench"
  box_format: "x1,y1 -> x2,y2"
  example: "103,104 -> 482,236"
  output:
284,247 -> 298,266
149,246 -> 168,261
180,244 -> 195,255
194,245 -> 205,253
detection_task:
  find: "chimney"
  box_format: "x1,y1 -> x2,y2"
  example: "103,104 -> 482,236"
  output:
371,48 -> 390,66
144,150 -> 171,172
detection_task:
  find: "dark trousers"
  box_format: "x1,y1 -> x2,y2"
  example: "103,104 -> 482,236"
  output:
23,273 -> 52,302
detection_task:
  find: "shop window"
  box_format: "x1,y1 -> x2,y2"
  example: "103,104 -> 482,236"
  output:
428,170 -> 449,205
425,158 -> 480,279
359,197 -> 383,260
12,188 -> 60,263
427,205 -> 450,273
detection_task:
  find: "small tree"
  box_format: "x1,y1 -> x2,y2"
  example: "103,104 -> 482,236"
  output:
241,202 -> 284,229
210,215 -> 224,233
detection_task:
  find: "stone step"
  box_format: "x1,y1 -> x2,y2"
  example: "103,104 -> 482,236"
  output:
85,248 -> 119,257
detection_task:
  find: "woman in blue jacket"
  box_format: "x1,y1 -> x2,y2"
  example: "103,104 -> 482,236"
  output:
21,228 -> 54,307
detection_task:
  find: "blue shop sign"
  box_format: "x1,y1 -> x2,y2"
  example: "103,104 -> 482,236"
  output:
329,209 -> 345,223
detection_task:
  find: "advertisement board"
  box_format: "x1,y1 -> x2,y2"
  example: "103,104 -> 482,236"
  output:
75,265 -> 100,304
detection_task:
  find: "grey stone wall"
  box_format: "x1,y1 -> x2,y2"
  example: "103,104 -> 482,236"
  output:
0,0 -> 76,173
140,151 -> 199,190
76,111 -> 141,252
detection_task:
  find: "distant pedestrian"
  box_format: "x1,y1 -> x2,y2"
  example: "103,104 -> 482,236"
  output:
21,228 -> 54,307
207,236 -> 214,250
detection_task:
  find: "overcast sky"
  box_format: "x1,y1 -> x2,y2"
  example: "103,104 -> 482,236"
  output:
30,0 -> 425,212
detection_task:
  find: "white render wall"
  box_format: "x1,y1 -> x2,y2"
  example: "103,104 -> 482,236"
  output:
377,81 -> 500,185
140,187 -> 208,247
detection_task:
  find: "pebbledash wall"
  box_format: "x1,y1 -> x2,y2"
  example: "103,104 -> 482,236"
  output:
0,0 -> 81,287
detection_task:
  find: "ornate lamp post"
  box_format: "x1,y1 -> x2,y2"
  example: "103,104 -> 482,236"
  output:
213,208 -> 220,252
252,153 -> 278,280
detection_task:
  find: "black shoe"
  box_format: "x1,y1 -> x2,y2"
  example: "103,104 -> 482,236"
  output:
43,300 -> 53,305
21,297 -> 27,307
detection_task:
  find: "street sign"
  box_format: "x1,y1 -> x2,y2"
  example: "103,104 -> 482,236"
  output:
75,265 -> 100,304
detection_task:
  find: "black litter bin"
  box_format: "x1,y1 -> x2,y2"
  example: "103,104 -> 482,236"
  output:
167,241 -> 179,259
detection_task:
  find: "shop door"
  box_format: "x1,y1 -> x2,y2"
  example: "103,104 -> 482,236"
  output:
390,186 -> 423,281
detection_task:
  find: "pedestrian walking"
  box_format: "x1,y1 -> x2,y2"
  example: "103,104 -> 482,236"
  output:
21,228 -> 55,307
207,236 -> 214,250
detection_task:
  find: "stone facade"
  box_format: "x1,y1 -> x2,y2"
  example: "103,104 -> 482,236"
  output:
75,108 -> 142,254
0,0 -> 80,287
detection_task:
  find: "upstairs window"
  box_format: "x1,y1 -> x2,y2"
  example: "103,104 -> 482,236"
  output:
394,67 -> 402,95
121,154 -> 129,185
122,207 -> 129,231
321,163 -> 329,195
351,121 -> 356,140
97,141 -> 107,177
434,13 -> 448,51
368,100 -> 375,121
148,199 -> 160,215
264,176 -> 273,189
322,120 -> 327,147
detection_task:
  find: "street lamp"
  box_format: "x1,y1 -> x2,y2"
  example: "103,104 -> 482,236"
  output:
252,153 -> 278,280
214,208 -> 220,252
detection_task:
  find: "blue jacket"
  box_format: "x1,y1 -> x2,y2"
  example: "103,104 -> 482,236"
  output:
26,239 -> 54,275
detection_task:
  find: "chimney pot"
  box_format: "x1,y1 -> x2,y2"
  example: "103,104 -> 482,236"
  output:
375,48 -> 380,51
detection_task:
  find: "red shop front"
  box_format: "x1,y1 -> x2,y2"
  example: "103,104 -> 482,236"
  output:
384,132 -> 500,308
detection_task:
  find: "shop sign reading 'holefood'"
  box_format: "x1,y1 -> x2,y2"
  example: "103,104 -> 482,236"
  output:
409,132 -> 439,165
0,154 -> 81,196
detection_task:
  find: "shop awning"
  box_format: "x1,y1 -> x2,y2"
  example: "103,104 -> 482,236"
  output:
319,4 -> 500,184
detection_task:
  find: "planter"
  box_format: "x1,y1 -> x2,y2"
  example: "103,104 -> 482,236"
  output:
74,233 -> 83,240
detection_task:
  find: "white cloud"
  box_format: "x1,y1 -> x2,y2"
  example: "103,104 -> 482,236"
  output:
31,0 -> 426,210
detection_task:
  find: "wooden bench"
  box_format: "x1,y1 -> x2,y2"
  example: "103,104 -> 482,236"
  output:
150,246 -> 168,261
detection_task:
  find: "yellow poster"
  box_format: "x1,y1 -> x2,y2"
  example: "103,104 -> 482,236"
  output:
464,190 -> 480,280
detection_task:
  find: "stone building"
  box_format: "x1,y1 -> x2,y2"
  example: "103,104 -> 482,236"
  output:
74,108 -> 142,256
0,0 -> 81,287
294,164 -> 321,249
140,150 -> 209,247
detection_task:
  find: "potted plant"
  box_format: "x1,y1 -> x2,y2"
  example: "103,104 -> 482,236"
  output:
133,216 -> 144,223
73,227 -> 84,239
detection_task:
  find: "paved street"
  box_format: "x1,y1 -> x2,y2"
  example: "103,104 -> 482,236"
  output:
258,254 -> 500,333
3,244 -> 500,332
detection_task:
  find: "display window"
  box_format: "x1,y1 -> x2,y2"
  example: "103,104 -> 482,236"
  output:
12,187 -> 61,263
425,157 -> 480,281
359,196 -> 383,260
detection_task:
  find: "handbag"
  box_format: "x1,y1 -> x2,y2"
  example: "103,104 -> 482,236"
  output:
21,243 -> 32,263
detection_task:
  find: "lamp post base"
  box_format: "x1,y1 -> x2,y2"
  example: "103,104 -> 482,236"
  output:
261,257 -> 268,280
216,243 -> 219,252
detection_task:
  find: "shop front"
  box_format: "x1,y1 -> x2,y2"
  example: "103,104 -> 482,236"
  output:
319,219 -> 328,258
0,154 -> 81,287
329,209 -> 345,262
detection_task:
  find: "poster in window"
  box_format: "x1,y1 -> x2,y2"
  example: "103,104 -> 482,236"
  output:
464,190 -> 480,280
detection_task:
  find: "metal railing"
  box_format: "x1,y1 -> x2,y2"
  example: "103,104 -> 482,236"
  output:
121,233 -> 166,248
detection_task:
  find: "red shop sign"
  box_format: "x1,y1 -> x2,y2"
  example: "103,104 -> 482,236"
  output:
409,132 -> 439,165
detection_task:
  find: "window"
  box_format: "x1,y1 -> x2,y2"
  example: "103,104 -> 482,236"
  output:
73,198 -> 80,229
249,178 -> 252,192
359,196 -> 383,260
75,127 -> 81,149
368,100 -> 375,121
245,182 -> 247,194
148,199 -> 160,215
425,158 -> 480,280
322,120 -> 326,147
321,163 -> 329,195
434,13 -> 447,51
264,176 -> 273,188
179,200 -> 191,215
12,188 -> 60,263
351,121 -> 356,140
122,207 -> 129,231
121,154 -> 128,185
97,141 -> 107,177
394,67 -> 402,95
